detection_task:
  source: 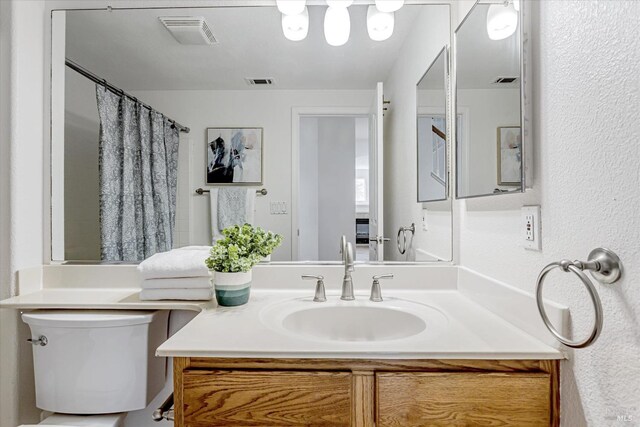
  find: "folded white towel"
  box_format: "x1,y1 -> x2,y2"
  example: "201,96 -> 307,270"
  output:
137,247 -> 211,280
210,188 -> 256,243
141,276 -> 211,290
139,288 -> 213,301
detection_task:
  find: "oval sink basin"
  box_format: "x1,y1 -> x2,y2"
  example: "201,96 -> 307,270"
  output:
283,306 -> 426,342
261,297 -> 447,343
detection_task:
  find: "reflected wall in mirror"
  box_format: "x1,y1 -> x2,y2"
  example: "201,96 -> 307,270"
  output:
417,47 -> 448,203
455,1 -> 524,199
52,4 -> 452,263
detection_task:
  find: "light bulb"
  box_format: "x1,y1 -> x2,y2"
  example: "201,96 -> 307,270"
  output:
324,6 -> 351,47
282,7 -> 309,41
486,3 -> 518,41
367,6 -> 394,41
326,0 -> 353,7
277,0 -> 306,16
374,0 -> 404,13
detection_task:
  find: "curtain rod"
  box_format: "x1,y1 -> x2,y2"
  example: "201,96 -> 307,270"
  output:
65,59 -> 190,133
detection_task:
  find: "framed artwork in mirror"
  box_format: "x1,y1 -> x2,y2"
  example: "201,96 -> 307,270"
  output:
497,126 -> 522,186
206,127 -> 263,185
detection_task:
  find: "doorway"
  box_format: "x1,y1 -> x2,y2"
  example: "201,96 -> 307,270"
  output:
295,114 -> 371,262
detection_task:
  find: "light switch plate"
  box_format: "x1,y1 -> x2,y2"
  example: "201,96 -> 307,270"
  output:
522,205 -> 541,251
270,201 -> 287,215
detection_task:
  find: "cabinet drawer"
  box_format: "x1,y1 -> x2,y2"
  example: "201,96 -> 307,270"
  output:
376,372 -> 551,426
181,370 -> 352,426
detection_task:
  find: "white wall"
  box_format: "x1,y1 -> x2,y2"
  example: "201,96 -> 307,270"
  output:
0,1 -> 46,425
456,1 -> 640,425
132,89 -> 373,261
383,5 -> 452,262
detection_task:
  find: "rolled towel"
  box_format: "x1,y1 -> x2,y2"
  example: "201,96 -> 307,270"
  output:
138,247 -> 211,280
139,288 -> 213,301
141,277 -> 212,290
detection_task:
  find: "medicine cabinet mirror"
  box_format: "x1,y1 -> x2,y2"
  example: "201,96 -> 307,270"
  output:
455,1 -> 525,199
417,47 -> 448,203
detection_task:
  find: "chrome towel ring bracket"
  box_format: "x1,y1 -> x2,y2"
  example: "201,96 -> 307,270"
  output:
397,223 -> 416,255
536,248 -> 623,349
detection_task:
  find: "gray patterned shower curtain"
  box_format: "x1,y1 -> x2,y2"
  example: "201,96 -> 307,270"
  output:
96,86 -> 179,261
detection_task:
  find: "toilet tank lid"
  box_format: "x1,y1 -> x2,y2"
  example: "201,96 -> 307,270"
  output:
22,310 -> 160,328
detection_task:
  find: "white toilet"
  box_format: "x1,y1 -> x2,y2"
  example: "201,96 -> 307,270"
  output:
20,310 -> 169,427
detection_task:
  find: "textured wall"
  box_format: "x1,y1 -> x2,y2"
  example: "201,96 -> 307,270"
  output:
457,1 -> 640,425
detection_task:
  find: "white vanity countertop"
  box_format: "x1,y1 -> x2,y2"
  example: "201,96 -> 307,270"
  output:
156,289 -> 564,360
0,265 -> 566,360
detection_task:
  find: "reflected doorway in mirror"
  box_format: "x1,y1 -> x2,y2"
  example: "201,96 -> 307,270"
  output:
497,126 -> 522,186
206,127 -> 263,185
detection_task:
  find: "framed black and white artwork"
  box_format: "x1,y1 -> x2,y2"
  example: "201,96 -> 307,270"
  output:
206,127 -> 263,185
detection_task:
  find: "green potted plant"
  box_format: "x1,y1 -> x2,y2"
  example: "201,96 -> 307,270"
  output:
205,224 -> 283,306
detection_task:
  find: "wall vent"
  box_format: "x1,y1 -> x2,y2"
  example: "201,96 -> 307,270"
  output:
245,78 -> 275,86
159,16 -> 217,45
492,76 -> 519,84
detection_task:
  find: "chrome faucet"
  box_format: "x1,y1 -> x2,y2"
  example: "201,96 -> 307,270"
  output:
340,237 -> 355,301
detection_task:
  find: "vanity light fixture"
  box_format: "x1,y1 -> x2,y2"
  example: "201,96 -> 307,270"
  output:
277,0 -> 306,16
374,0 -> 404,13
324,6 -> 351,47
326,0 -> 353,7
367,6 -> 394,41
486,2 -> 518,41
282,7 -> 309,41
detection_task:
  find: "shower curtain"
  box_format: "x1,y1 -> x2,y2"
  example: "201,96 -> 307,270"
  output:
96,86 -> 179,262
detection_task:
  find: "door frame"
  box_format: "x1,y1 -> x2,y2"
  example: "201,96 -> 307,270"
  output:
291,107 -> 370,261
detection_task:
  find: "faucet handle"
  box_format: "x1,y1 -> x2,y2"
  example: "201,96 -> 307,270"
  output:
302,275 -> 326,302
370,274 -> 393,302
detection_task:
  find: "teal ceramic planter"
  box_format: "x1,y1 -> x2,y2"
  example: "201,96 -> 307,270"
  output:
212,270 -> 252,307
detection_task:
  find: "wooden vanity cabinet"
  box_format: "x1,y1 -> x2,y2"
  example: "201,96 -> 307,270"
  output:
173,358 -> 559,427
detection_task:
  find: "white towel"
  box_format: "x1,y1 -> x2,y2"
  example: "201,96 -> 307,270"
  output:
137,247 -> 210,280
139,288 -> 213,301
141,277 -> 211,290
210,188 -> 256,243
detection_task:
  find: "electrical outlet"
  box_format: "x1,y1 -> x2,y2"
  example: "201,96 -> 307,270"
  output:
522,206 -> 541,250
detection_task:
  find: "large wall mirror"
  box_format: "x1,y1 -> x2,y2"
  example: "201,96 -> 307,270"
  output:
455,1 -> 524,199
50,3 -> 453,264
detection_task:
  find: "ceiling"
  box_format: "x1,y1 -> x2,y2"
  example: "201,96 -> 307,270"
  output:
64,5 -> 442,91
455,3 -> 520,90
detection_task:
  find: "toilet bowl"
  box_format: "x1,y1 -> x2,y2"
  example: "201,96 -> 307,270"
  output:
21,310 -> 169,427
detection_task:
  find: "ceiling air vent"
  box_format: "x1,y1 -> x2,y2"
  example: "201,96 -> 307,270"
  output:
492,76 -> 519,84
245,78 -> 275,86
159,16 -> 217,45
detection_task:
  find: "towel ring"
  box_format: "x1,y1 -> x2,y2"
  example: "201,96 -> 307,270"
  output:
535,248 -> 623,349
397,223 -> 415,255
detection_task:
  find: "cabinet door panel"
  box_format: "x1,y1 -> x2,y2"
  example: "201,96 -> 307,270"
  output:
377,372 -> 551,426
182,370 -> 351,427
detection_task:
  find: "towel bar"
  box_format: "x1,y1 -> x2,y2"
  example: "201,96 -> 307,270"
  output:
195,187 -> 267,196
